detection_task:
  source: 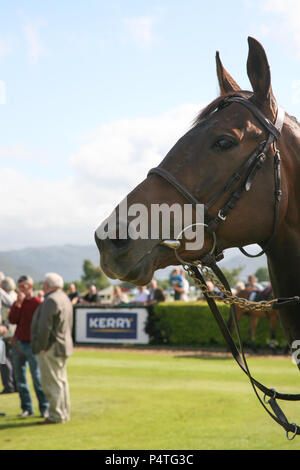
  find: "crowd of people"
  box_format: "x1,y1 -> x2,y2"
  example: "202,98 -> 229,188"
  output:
65,280 -> 168,307
0,271 -> 171,424
0,268 -> 270,424
0,272 -> 73,424
232,275 -> 272,301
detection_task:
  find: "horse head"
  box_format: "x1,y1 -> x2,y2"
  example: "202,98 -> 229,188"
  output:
95,37 -> 291,287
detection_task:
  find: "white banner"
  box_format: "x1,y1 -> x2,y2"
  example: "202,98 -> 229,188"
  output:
74,306 -> 149,345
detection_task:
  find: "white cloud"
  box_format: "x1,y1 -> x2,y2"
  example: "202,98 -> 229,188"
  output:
0,168 -> 104,249
69,103 -> 202,198
248,0 -> 300,59
0,143 -> 49,163
0,103 -> 203,250
23,22 -> 44,63
262,0 -> 300,16
124,16 -> 157,47
0,36 -> 13,61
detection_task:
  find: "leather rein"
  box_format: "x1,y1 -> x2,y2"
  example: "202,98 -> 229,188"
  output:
147,95 -> 300,439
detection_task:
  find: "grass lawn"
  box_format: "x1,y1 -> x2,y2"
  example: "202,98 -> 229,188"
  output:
1,347 -> 300,450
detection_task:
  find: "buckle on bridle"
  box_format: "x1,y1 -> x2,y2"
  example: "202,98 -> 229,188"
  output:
257,152 -> 266,163
286,423 -> 298,441
263,388 -> 277,404
218,210 -> 226,221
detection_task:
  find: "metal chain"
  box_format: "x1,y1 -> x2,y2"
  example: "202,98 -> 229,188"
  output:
183,263 -> 276,311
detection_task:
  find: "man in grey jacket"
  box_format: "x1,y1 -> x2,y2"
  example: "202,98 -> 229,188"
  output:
31,272 -> 73,424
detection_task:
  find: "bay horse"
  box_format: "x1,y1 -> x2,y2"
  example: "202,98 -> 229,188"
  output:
95,37 -> 300,438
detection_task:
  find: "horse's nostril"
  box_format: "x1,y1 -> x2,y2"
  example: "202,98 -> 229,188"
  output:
95,219 -> 132,252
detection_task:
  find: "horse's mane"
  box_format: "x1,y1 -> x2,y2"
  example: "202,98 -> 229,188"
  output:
287,113 -> 300,127
192,91 -> 252,128
192,91 -> 300,132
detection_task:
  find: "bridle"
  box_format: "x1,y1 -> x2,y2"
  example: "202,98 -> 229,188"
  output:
148,94 -> 284,263
147,95 -> 300,439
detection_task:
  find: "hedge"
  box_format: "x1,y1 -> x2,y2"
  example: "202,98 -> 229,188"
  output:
146,301 -> 287,348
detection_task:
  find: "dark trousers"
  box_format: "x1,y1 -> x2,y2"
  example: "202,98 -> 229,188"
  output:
0,340 -> 16,392
174,291 -> 181,300
11,341 -> 49,414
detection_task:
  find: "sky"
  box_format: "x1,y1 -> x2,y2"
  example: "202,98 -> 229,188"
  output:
0,0 -> 300,251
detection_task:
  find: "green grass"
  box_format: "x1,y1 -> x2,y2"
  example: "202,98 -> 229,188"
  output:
1,347 -> 300,450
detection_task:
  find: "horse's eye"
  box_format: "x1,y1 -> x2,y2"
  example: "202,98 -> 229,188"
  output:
213,137 -> 236,151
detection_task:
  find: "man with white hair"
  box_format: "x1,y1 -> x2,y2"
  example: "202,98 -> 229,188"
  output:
31,272 -> 73,424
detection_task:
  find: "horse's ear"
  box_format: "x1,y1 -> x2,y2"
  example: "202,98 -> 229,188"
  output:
216,51 -> 241,95
247,37 -> 276,109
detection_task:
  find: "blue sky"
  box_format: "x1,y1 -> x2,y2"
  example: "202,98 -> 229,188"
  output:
0,0 -> 299,250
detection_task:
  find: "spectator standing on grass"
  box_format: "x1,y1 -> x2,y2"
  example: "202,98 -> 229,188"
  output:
147,280 -> 158,303
0,275 -> 5,367
234,281 -> 245,295
246,275 -> 261,290
68,283 -> 80,306
246,275 -> 262,301
0,329 -> 6,417
170,268 -> 184,301
8,275 -> 49,418
0,277 -> 17,394
112,286 -> 128,305
145,286 -> 166,344
31,273 -> 73,424
81,284 -> 99,304
180,270 -> 190,302
133,286 -> 149,304
147,287 -> 166,305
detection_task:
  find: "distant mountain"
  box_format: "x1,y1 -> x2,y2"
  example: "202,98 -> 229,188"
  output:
0,244 -> 268,285
0,244 -> 100,283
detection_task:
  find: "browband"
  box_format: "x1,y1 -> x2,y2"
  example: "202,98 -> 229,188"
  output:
220,95 -> 285,139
